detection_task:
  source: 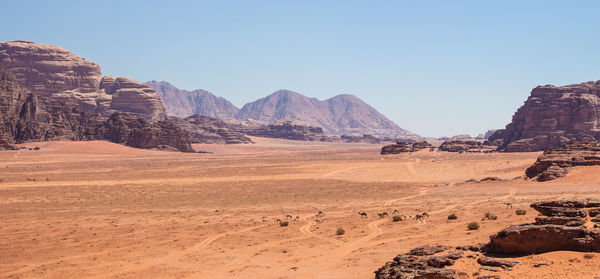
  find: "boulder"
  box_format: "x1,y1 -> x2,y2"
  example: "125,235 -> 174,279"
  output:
381,141 -> 432,155
525,142 -> 600,181
374,245 -> 461,279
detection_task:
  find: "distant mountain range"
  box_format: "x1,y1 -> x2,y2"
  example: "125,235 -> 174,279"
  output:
146,81 -> 418,138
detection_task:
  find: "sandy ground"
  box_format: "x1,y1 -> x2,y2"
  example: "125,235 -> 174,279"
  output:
2,137 -> 600,279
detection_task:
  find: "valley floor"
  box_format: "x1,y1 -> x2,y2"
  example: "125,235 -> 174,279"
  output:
1,138 -> 600,278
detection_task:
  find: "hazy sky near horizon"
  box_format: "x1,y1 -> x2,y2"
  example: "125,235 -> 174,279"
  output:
2,1 -> 599,137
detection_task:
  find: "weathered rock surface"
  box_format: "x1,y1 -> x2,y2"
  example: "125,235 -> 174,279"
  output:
485,200 -> 600,254
374,245 -> 461,279
525,142 -> 600,181
235,90 -> 419,139
146,81 -> 239,119
0,65 -> 192,152
0,41 -> 165,120
439,140 -> 496,153
381,141 -> 432,155
169,114 -> 252,144
488,80 -> 600,152
242,120 -> 328,141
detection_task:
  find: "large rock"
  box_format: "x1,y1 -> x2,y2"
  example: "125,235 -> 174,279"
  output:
242,120 -> 329,141
146,81 -> 239,119
485,200 -> 600,254
0,41 -> 165,120
374,245 -> 461,279
525,142 -> 600,181
169,114 -> 252,144
438,140 -> 496,153
489,81 -> 600,152
0,65 -> 192,152
381,141 -> 432,155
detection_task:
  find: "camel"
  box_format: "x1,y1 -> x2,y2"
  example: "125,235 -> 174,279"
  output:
293,216 -> 300,222
316,211 -> 325,218
358,211 -> 368,219
392,209 -> 400,215
276,218 -> 282,224
285,214 -> 293,220
504,202 -> 513,209
414,214 -> 425,222
262,216 -> 268,223
422,212 -> 429,218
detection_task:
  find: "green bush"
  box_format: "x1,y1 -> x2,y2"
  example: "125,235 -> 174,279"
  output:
280,221 -> 289,227
447,213 -> 458,220
484,212 -> 498,220
515,209 -> 527,215
392,215 -> 402,222
467,222 -> 480,230
336,227 -> 345,235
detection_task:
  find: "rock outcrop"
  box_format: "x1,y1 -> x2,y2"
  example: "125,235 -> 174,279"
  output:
485,200 -> 600,254
381,141 -> 432,155
489,80 -> 600,152
438,140 -> 496,153
374,245 -> 462,279
243,121 -> 328,141
525,142 -> 600,181
0,41 -> 165,120
0,65 -> 193,152
235,90 -> 419,139
146,81 -> 239,119
169,114 -> 252,144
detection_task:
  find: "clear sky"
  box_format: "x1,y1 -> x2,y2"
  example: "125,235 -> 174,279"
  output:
2,1 -> 599,137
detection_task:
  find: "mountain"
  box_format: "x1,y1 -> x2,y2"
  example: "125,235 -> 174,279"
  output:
146,81 -> 239,119
489,80 -> 600,152
0,40 -> 165,121
235,90 -> 417,138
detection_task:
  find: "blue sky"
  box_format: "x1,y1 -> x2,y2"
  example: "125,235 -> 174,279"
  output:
2,1 -> 599,137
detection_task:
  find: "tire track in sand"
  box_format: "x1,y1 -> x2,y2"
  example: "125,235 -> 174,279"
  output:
107,224 -> 267,277
299,219 -> 344,246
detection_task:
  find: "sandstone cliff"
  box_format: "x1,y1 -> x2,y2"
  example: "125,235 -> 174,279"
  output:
489,80 -> 600,152
0,65 -> 193,152
0,41 -> 165,121
169,114 -> 252,144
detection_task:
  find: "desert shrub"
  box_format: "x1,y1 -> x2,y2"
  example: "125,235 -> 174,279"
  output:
336,227 -> 345,235
392,215 -> 402,222
484,212 -> 498,220
467,222 -> 480,230
515,209 -> 526,215
279,221 -> 289,227
584,254 -> 594,259
448,213 -> 458,220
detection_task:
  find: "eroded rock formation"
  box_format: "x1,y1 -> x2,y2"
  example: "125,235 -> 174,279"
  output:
243,121 -> 329,141
0,65 -> 193,152
380,141 -> 432,155
489,80 -> 600,152
169,114 -> 252,144
0,41 -> 165,120
525,142 -> 600,181
438,140 -> 496,153
485,200 -> 600,254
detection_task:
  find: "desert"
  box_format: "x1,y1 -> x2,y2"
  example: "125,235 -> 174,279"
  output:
2,138 -> 600,278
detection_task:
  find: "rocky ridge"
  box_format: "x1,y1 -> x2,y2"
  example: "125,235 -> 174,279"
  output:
380,141 -> 433,155
488,80 -> 600,152
146,81 -> 239,119
525,142 -> 600,181
438,140 -> 497,153
169,114 -> 252,144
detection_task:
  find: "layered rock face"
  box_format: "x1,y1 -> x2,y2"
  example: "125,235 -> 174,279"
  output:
489,81 -> 600,152
486,200 -> 600,254
0,41 -> 165,120
380,141 -> 432,155
235,90 -> 418,139
525,142 -> 600,181
169,114 -> 252,144
146,81 -> 239,119
0,65 -> 193,152
375,245 -> 462,279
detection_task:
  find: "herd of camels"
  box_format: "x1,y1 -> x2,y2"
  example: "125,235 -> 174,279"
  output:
262,202 -> 514,225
